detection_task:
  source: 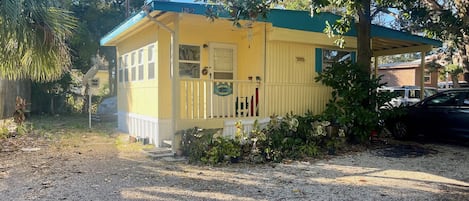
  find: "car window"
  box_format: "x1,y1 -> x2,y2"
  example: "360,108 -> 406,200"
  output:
408,89 -> 421,99
393,90 -> 405,98
425,91 -> 461,106
463,93 -> 469,106
425,89 -> 438,97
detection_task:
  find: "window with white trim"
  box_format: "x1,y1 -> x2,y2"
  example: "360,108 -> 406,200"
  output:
91,78 -> 99,87
424,69 -> 431,83
322,49 -> 353,69
148,45 -> 155,79
138,49 -> 144,81
179,45 -> 200,78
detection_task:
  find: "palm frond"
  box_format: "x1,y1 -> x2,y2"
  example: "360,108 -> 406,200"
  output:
0,0 -> 77,82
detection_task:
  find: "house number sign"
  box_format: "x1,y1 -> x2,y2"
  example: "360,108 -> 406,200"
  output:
214,83 -> 233,96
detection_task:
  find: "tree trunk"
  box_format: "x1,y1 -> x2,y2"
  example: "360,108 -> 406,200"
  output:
357,0 -> 372,73
0,79 -> 31,119
454,0 -> 469,82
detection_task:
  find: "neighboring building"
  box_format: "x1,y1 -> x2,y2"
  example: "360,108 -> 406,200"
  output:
378,55 -> 443,88
100,0 -> 442,147
89,69 -> 110,95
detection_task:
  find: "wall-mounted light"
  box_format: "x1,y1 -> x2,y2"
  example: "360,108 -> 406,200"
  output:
248,76 -> 253,81
256,76 -> 261,83
203,44 -> 208,48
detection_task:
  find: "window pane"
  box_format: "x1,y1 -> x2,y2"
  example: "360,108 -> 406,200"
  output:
179,63 -> 200,78
124,55 -> 128,68
424,70 -> 431,83
119,69 -> 123,82
148,63 -> 155,79
91,79 -> 99,87
131,52 -> 136,66
213,48 -> 233,71
464,93 -> 469,106
119,57 -> 123,70
179,45 -> 200,61
138,65 -> 144,80
408,90 -> 421,99
148,45 -> 154,61
322,49 -> 352,68
124,69 -> 129,82
131,67 -> 136,81
138,49 -> 144,64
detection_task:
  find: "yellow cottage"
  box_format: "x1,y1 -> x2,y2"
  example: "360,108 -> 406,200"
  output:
100,0 -> 441,147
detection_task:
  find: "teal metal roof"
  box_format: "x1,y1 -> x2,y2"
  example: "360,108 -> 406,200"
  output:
100,1 -> 442,47
100,11 -> 147,46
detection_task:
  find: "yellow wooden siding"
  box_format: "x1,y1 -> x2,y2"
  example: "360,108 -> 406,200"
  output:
237,25 -> 266,81
264,83 -> 331,116
156,26 -> 172,119
265,41 -> 332,116
179,14 -> 266,81
116,25 -> 160,118
266,41 -> 317,83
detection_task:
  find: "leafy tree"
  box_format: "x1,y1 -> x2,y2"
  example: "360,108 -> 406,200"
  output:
275,0 -> 310,10
0,0 -> 77,81
205,0 -> 424,73
442,64 -> 464,88
398,0 -> 469,82
61,0 -> 143,95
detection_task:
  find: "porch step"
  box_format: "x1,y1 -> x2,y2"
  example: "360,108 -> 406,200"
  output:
162,140 -> 172,148
142,147 -> 174,159
142,147 -> 187,162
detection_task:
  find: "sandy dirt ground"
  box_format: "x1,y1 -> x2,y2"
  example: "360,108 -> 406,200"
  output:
1,115 -> 468,201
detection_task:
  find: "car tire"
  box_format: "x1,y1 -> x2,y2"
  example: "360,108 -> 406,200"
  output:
392,121 -> 410,140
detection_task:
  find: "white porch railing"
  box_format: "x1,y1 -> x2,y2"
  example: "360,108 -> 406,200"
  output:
180,79 -> 261,120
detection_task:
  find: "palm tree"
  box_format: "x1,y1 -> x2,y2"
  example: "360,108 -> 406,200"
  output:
0,0 -> 76,81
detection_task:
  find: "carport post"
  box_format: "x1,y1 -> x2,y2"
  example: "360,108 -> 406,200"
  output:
420,51 -> 425,98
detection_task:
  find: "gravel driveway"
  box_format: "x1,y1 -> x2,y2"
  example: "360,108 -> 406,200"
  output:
1,120 -> 468,201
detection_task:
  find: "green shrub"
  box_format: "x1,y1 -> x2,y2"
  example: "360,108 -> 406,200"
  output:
315,62 -> 397,144
201,137 -> 241,165
179,127 -> 214,164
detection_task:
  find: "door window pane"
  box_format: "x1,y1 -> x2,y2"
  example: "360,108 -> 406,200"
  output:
213,72 -> 233,79
213,48 -> 233,71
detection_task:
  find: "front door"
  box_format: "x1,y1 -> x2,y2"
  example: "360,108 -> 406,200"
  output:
208,43 -> 237,117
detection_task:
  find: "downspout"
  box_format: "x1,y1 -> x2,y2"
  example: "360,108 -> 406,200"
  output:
144,7 -> 179,151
